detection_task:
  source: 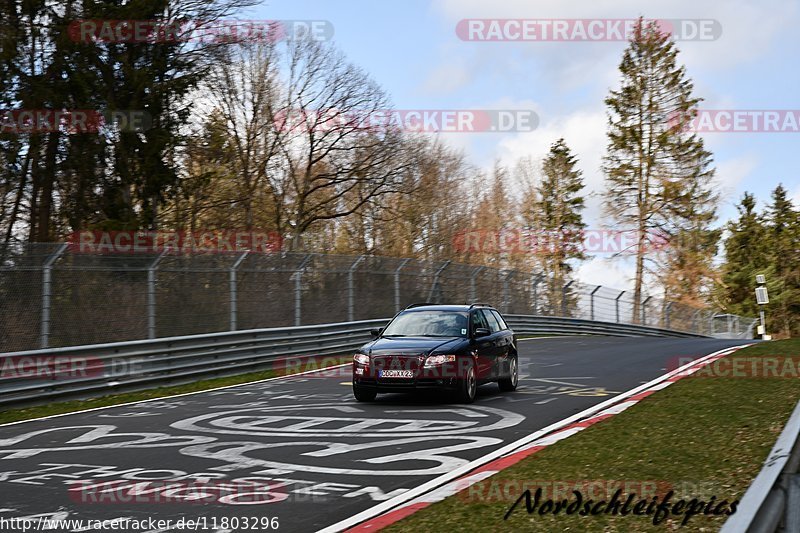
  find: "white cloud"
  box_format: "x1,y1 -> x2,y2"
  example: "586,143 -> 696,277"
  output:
576,255 -> 636,290
713,153 -> 759,213
496,108 -> 607,225
427,0 -> 798,94
421,97 -> 545,161
792,185 -> 800,206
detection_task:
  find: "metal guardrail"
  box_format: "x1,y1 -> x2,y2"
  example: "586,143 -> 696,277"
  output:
0,315 -> 708,408
721,400 -> 800,533
0,319 -> 387,408
505,315 -> 705,338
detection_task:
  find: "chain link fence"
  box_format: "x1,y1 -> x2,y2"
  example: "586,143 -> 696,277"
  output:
0,243 -> 756,352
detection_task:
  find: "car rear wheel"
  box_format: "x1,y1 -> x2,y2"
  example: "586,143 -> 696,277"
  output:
498,355 -> 518,392
456,361 -> 477,403
353,385 -> 377,402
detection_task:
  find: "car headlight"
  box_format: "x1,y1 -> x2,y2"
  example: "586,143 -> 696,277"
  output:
424,354 -> 456,367
353,353 -> 370,365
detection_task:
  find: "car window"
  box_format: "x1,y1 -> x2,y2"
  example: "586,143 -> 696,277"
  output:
481,309 -> 502,333
471,310 -> 489,332
490,310 -> 508,330
382,311 -> 468,337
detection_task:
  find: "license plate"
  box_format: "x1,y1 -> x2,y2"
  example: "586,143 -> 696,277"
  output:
379,370 -> 413,378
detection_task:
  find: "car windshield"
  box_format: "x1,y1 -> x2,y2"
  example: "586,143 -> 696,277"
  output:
382,310 -> 469,338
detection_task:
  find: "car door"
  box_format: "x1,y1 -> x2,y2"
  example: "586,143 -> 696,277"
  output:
490,309 -> 515,375
480,309 -> 506,378
470,310 -> 494,379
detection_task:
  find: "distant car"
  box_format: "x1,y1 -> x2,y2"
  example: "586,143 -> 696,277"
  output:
352,304 -> 518,403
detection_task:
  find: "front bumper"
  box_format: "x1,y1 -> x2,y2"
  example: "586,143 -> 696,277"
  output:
352,374 -> 461,392
352,356 -> 467,392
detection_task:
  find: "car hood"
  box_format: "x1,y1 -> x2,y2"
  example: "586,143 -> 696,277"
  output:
365,336 -> 464,356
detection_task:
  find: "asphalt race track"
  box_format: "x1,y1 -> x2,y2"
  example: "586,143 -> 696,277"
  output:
0,336 -> 751,532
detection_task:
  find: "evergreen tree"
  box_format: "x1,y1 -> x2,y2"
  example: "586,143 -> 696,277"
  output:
534,138 -> 586,314
765,185 -> 800,337
603,18 -> 717,322
0,0 -> 256,244
719,193 -> 771,319
659,168 -> 721,308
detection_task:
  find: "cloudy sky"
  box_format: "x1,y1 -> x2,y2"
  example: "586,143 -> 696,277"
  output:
248,0 -> 799,289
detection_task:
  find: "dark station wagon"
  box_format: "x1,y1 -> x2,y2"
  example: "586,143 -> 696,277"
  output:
352,303 -> 518,403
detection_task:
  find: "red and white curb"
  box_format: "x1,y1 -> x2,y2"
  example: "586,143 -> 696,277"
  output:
316,344 -> 751,532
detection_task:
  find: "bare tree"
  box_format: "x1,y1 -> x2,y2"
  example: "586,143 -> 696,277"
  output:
368,137 -> 474,261
271,39 -> 408,250
201,40 -> 283,230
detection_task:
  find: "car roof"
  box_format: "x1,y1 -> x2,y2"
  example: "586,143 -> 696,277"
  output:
403,304 -> 496,312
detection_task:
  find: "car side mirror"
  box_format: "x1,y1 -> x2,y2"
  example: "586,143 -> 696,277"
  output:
474,328 -> 490,338
370,328 -> 383,338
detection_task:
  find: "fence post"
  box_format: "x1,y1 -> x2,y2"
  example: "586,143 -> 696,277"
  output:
615,290 -> 625,323
590,285 -> 601,321
503,271 -> 514,313
691,309 -> 701,333
561,280 -> 574,316
665,302 -> 672,330
470,266 -> 485,303
348,255 -> 365,322
147,251 -> 167,340
394,258 -> 411,313
641,296 -> 652,325
229,251 -> 249,331
294,254 -> 312,327
531,274 -> 543,314
40,243 -> 69,349
428,260 -> 450,303
294,271 -> 302,327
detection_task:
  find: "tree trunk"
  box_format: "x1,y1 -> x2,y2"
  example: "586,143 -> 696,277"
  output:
632,227 -> 646,323
3,149 -> 32,245
35,132 -> 60,242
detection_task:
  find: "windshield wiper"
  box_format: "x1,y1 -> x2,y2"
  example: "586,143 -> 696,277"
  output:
382,334 -> 460,338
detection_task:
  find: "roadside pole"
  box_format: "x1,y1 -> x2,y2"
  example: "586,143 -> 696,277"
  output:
755,274 -> 771,341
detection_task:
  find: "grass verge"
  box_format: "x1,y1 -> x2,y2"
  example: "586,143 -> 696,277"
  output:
386,339 -> 800,532
0,355 -> 350,425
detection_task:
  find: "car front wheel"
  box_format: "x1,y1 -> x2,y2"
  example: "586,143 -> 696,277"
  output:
456,361 -> 477,403
498,354 -> 518,392
353,385 -> 377,402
